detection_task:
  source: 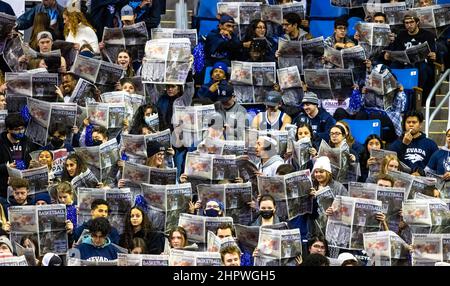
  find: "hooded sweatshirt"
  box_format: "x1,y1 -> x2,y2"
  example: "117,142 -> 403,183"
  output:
294,108 -> 336,147
389,133 -> 438,171
257,155 -> 284,177
426,146 -> 450,175
76,235 -> 118,261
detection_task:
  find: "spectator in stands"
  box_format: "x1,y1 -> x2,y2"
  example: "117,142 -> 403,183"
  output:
307,236 -> 330,256
61,153 -> 87,182
128,0 -> 162,35
251,91 -> 292,130
0,94 -> 6,110
215,83 -> 247,141
117,50 -> 135,78
120,4 -> 136,26
0,236 -> 14,257
310,156 -> 347,199
324,17 -> 355,50
241,20 -> 276,62
56,73 -> 78,103
389,111 -> 438,174
130,103 -> 158,134
29,13 -> 55,51
63,9 -> 99,54
220,245 -> 241,266
119,78 -> 136,94
254,136 -> 284,177
56,181 -> 77,228
198,62 -> 228,102
157,84 -> 183,131
87,0 -> 123,40
294,92 -> 335,147
301,253 -> 330,266
72,199 -> 120,245
168,226 -> 187,249
280,12 -> 311,42
375,173 -> 395,188
338,252 -> 359,266
251,194 -> 281,226
366,154 -> 401,183
119,206 -> 165,254
76,217 -> 120,261
205,14 -> 242,66
29,150 -> 54,179
288,122 -> 318,171
43,122 -> 76,152
6,177 -> 32,207
0,1 -> 14,16
0,114 -> 35,199
358,134 -> 384,182
34,31 -> 67,74
385,13 -> 436,106
426,128 -> 450,178
336,120 -> 364,155
130,237 -> 147,254
16,0 -> 64,40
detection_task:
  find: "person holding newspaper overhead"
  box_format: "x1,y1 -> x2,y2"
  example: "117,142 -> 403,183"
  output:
384,12 -> 436,105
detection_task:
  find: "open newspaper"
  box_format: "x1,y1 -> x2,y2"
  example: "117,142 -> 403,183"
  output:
26,98 -> 77,147
363,231 -> 411,266
142,38 -> 192,84
411,5 -> 450,29
184,152 -> 239,181
409,176 -> 437,199
257,170 -> 313,219
117,253 -> 169,266
363,2 -> 407,26
52,40 -> 78,69
100,91 -> 145,124
0,109 -> 7,132
324,45 -> 367,69
121,129 -> 171,162
425,170 -> 450,199
207,230 -> 239,253
70,54 -> 124,84
21,43 -> 62,73
368,148 -> 397,175
0,256 -> 28,266
197,182 -> 253,225
67,257 -> 118,266
412,233 -> 450,266
247,129 -> 288,156
6,163 -> 48,195
69,78 -> 97,107
168,249 -> 222,266
77,188 -> 133,234
277,66 -> 304,106
349,182 -> 406,232
0,12 -> 16,39
304,69 -> 354,100
70,168 -> 99,189
151,28 -> 198,47
301,36 -> 325,71
331,0 -> 366,8
367,68 -> 398,97
86,102 -> 126,129
292,137 -> 313,169
277,38 -> 302,73
102,22 -> 149,63
197,137 -> 246,156
326,196 -> 382,250
261,1 -> 307,24
5,72 -> 58,105
230,61 -> 276,86
0,36 -> 24,73
141,183 -> 192,232
178,213 -> 233,243
355,22 -> 391,47
254,228 -> 302,266
385,42 -> 431,65
122,162 -> 177,187
402,199 -> 450,234
234,223 -> 288,254
9,204 -> 68,256
217,2 -> 262,39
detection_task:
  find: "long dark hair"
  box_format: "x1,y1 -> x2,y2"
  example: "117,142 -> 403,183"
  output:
243,19 -> 267,42
61,153 -> 87,181
295,122 -> 316,143
359,134 -> 384,166
307,236 -> 330,257
121,206 -> 153,250
116,49 -> 135,77
130,103 -> 156,134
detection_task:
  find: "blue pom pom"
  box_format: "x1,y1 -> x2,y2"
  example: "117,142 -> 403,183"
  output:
193,43 -> 205,74
16,160 -> 26,170
121,152 -> 128,161
134,194 -> 148,212
21,105 -> 31,123
349,88 -> 363,113
85,124 -> 94,146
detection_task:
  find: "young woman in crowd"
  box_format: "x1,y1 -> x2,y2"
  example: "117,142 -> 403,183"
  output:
119,206 -> 165,254
241,19 -> 276,62
129,103 -> 158,134
116,50 -> 135,78
63,9 -> 99,54
366,154 -> 401,183
358,134 -> 384,182
61,153 -> 87,182
168,226 -> 188,249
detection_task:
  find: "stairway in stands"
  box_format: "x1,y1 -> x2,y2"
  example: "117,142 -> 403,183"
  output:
428,80 -> 450,146
160,0 -> 195,28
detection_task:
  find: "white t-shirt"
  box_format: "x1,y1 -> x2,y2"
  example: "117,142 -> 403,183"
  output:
66,24 -> 99,54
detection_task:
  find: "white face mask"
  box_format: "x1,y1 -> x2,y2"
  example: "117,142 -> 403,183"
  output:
144,116 -> 153,126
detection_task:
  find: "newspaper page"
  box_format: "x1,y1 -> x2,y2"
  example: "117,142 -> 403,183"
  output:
261,1 -> 306,24
0,12 -> 16,39
341,45 -> 367,69
69,78 -> 97,107
204,217 -> 234,242
363,2 -> 407,26
151,28 -> 198,47
0,256 -> 28,266
348,182 -> 378,200
70,54 -> 124,84
255,228 -> 302,266
106,189 -> 133,234
363,231 -> 410,266
121,134 -> 147,160
301,36 -> 324,71
49,102 -> 77,141
318,139 -> 341,168
77,188 -> 108,226
168,249 -> 197,266
1,36 -> 24,72
376,186 -> 406,232
230,61 -> 276,86
284,170 -> 313,217
142,38 -> 192,84
355,22 -> 391,47
412,5 -> 450,29
315,186 -> 335,214
0,109 -> 7,132
412,234 -> 446,266
292,137 -> 312,168
277,66 -> 302,90
71,168 -> 99,189
389,170 -> 414,199
195,251 -> 222,266
331,0 -> 366,8
409,176 -> 437,200
117,253 -> 170,266
178,213 -> 206,243
225,182 -> 253,225
277,38 -> 302,72
166,183 -> 192,232
386,42 -> 431,65
5,72 -> 30,113
402,199 -> 433,232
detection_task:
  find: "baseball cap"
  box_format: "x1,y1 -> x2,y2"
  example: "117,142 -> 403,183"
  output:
121,5 -> 134,21
265,91 -> 282,107
42,253 -> 63,266
301,91 -> 319,105
220,14 -> 235,25
211,62 -> 228,75
0,236 -> 13,253
37,31 -> 53,42
217,82 -> 234,102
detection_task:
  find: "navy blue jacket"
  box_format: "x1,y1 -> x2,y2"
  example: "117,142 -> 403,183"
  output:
426,148 -> 450,175
197,80 -> 219,102
205,28 -> 242,66
294,108 -> 336,147
0,1 -> 14,16
389,133 -> 438,171
129,0 -> 162,35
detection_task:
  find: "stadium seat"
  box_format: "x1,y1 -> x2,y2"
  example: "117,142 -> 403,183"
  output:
347,17 -> 363,37
310,0 -> 348,18
203,66 -> 213,84
196,0 -> 219,19
310,19 -> 335,38
437,0 -> 450,4
198,19 -> 219,38
391,68 -> 419,111
342,119 -> 381,145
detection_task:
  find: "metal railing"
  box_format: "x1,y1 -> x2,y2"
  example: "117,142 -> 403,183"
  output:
425,69 -> 450,137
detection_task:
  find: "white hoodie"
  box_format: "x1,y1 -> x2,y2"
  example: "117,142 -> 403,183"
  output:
257,155 -> 284,177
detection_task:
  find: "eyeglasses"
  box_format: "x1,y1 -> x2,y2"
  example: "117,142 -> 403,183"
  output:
330,132 -> 342,137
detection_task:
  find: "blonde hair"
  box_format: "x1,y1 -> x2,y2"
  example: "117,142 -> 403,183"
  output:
63,9 -> 95,38
381,154 -> 400,174
145,154 -> 166,169
0,204 -> 6,227
56,181 -> 74,196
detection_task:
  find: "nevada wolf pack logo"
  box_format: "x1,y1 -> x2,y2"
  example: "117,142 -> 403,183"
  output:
404,153 -> 424,164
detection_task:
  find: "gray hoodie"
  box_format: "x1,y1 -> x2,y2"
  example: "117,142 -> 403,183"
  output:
258,155 -> 285,177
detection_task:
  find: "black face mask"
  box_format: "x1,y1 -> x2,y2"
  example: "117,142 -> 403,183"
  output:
260,210 -> 274,219
204,209 -> 220,217
92,139 -> 103,146
51,137 -> 64,148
